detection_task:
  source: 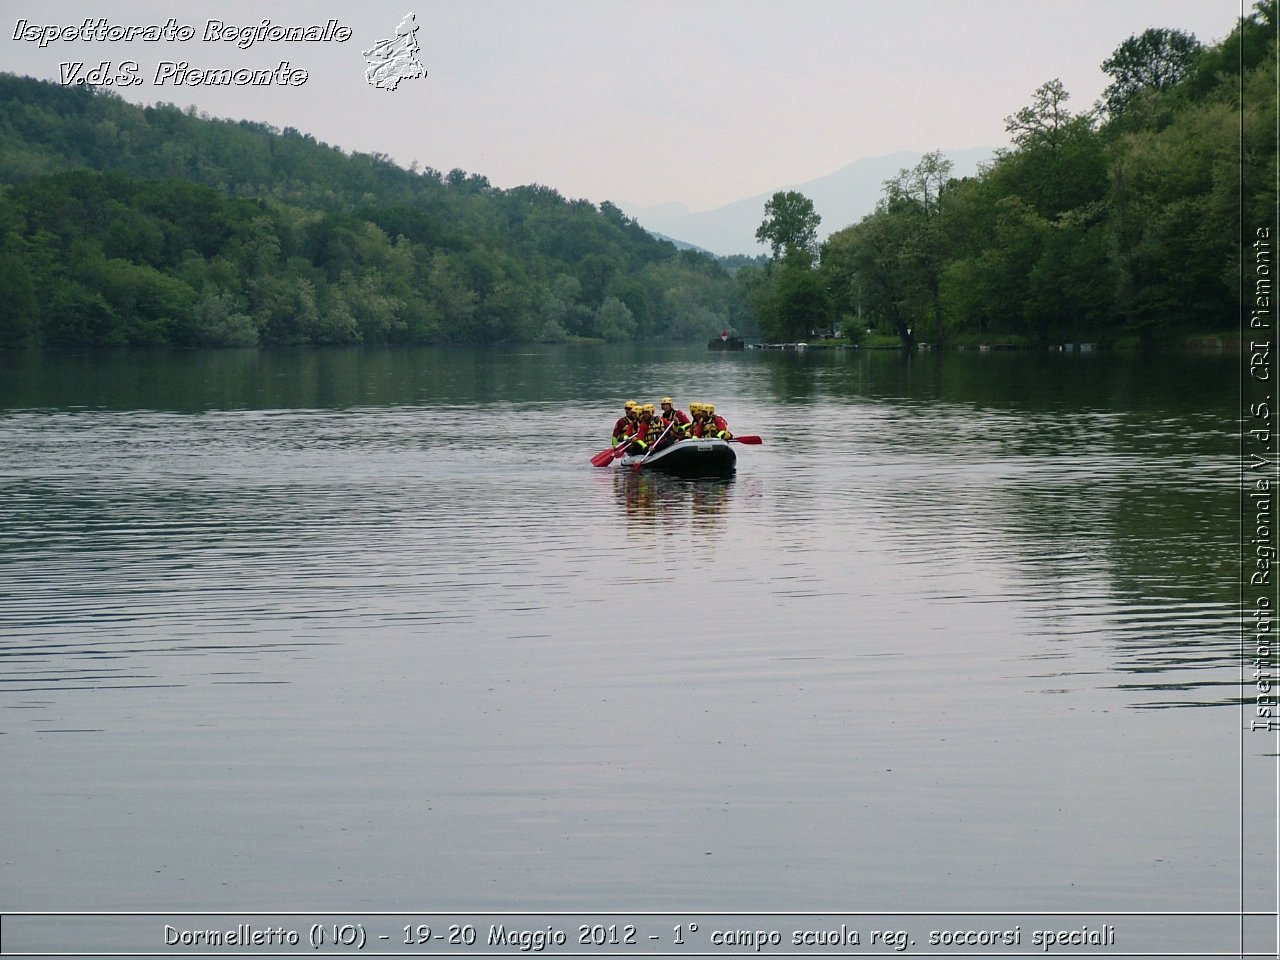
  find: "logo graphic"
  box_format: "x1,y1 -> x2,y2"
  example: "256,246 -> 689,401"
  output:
363,13 -> 426,91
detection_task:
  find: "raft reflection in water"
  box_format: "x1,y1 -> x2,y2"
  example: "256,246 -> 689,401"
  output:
609,469 -> 736,529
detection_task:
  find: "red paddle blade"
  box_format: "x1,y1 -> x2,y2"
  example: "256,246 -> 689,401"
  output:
731,435 -> 762,444
591,447 -> 618,466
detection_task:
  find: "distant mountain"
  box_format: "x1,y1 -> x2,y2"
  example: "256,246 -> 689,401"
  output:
648,230 -> 715,255
619,148 -> 997,256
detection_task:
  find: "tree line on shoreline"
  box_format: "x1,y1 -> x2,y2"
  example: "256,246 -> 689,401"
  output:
744,2 -> 1275,350
0,74 -> 741,348
0,2 -> 1272,351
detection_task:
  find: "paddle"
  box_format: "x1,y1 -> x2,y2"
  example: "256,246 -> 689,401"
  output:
591,438 -> 634,467
631,421 -> 675,472
591,427 -> 655,466
690,432 -> 762,444
591,445 -> 620,467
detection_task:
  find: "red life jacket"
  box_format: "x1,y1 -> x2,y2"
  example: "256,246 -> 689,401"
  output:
657,410 -> 688,436
627,418 -> 652,450
691,415 -> 729,439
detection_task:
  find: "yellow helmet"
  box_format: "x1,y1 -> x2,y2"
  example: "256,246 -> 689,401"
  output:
624,400 -> 638,410
661,397 -> 674,405
687,402 -> 700,415
641,403 -> 656,415
704,403 -> 715,415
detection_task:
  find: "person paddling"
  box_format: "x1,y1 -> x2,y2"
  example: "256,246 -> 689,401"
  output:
617,403 -> 655,456
702,403 -> 732,440
685,402 -> 702,437
613,400 -> 639,450
690,402 -> 732,440
657,396 -> 690,442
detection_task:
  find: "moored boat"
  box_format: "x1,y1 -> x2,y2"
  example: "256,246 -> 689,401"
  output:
708,334 -> 745,351
619,437 -> 736,477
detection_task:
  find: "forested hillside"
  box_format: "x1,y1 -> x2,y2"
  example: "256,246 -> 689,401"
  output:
743,3 -> 1276,349
3,2 -> 1272,353
0,74 -> 741,347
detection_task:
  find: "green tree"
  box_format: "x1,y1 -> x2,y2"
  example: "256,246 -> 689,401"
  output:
941,195 -> 1047,339
597,296 -> 636,342
769,250 -> 832,341
755,191 -> 821,262
823,210 -> 920,349
883,151 -> 954,342
1109,99 -> 1238,343
816,228 -> 862,335
996,82 -> 1107,220
185,289 -> 259,346
0,232 -> 39,345
1101,28 -> 1204,120
43,281 -> 119,346
1005,79 -> 1077,151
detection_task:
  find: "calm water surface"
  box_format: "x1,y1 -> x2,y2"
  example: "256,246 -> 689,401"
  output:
0,346 -> 1261,952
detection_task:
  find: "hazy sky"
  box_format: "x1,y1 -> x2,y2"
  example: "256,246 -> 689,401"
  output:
3,1 -> 1244,212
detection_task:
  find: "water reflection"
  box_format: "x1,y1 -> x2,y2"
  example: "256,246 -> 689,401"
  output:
0,347 -> 1243,724
850,397 -> 1240,710
0,346 -> 1253,919
1010,419 -> 1237,711
0,472 -> 337,704
607,470 -> 735,530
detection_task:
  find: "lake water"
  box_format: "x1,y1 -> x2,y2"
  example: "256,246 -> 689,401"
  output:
0,345 -> 1272,957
